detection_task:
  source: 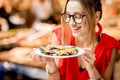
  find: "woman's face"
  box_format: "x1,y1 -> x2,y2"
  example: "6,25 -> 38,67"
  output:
66,0 -> 89,37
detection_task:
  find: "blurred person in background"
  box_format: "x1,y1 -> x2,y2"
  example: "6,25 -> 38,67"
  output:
0,0 -> 62,45
0,16 -> 9,32
101,0 -> 120,27
100,0 -> 120,42
11,0 -> 34,28
31,0 -> 61,25
0,0 -> 10,31
31,0 -> 53,22
0,0 -> 20,29
4,0 -> 62,45
0,0 -> 9,32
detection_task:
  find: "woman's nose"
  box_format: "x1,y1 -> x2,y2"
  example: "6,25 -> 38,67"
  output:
69,17 -> 76,25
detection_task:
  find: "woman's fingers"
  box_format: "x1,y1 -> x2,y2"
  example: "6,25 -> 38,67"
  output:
82,53 -> 95,64
28,48 -> 37,60
83,48 -> 92,51
81,49 -> 96,68
83,48 -> 95,60
34,54 -> 41,62
28,48 -> 49,64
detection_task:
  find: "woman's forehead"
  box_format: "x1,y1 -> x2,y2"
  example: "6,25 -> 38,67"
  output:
66,0 -> 84,13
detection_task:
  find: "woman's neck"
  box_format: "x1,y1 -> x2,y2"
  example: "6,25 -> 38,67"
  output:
75,34 -> 98,49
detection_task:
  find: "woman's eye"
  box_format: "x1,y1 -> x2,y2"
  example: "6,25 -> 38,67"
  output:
75,14 -> 82,19
63,14 -> 69,18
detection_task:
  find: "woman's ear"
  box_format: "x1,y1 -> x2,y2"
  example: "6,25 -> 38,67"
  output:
95,11 -> 101,22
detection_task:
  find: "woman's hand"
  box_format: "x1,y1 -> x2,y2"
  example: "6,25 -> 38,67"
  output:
81,48 -> 96,70
28,48 -> 55,64
28,48 -> 58,73
81,48 -> 101,79
28,48 -> 60,80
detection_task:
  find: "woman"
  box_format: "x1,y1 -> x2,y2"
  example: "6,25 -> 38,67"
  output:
29,0 -> 120,80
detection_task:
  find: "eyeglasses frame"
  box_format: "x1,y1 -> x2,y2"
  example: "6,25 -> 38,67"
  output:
61,13 -> 85,24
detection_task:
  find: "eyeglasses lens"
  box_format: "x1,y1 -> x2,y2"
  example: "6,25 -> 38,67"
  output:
62,13 -> 85,24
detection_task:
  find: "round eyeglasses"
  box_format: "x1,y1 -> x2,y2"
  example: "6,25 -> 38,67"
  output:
61,13 -> 85,24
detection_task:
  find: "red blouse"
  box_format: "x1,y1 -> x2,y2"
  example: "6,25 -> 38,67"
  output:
53,27 -> 120,80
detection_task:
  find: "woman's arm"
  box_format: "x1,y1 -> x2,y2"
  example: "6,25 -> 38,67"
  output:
29,50 -> 60,80
103,48 -> 116,80
81,48 -> 116,80
46,59 -> 60,80
45,31 -> 61,80
28,31 -> 61,80
81,49 -> 101,80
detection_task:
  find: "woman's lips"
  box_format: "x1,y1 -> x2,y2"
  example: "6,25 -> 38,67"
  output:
73,26 -> 81,31
75,26 -> 81,30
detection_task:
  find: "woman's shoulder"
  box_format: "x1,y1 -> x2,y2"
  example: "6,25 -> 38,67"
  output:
52,25 -> 62,33
98,33 -> 120,50
100,33 -> 118,42
101,33 -> 118,41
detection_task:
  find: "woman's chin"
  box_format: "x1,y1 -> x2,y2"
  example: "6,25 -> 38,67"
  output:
72,33 -> 80,37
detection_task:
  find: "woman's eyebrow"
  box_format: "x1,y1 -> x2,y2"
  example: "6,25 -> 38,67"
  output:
65,11 -> 85,14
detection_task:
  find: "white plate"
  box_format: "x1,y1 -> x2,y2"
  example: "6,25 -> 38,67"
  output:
35,46 -> 85,58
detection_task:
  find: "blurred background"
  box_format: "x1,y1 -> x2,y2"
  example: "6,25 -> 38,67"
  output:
0,0 -> 120,80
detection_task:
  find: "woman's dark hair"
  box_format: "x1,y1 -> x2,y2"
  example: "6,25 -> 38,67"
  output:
94,0 -> 102,19
63,0 -> 102,20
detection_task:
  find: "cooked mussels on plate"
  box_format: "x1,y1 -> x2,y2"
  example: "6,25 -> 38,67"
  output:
35,45 -> 85,58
